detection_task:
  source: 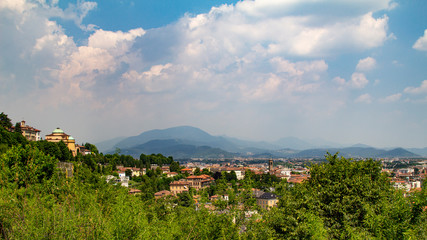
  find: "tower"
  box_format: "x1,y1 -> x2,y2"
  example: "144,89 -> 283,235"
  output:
268,159 -> 273,172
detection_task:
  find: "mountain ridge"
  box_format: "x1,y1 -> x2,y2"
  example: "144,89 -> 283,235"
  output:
98,126 -> 424,158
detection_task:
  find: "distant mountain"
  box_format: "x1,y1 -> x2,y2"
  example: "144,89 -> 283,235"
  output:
96,136 -> 127,153
274,137 -> 313,150
100,125 -> 422,159
290,147 -> 419,159
350,143 -> 373,148
379,148 -> 420,158
118,139 -> 234,159
407,147 -> 427,157
114,126 -> 240,152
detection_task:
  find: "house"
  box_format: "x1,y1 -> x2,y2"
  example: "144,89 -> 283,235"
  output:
181,168 -> 193,175
256,192 -> 279,210
13,120 -> 41,141
167,172 -> 178,178
161,166 -> 170,174
154,190 -> 172,199
186,174 -> 214,190
45,128 -> 77,156
287,175 -> 308,185
210,195 -> 219,202
170,180 -> 190,195
129,189 -> 142,195
76,145 -> 91,155
118,171 -> 126,178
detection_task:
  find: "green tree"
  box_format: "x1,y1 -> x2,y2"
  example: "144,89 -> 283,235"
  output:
169,160 -> 180,172
0,112 -> 12,130
84,142 -> 99,155
177,191 -> 193,207
125,169 -> 132,179
14,122 -> 22,133
0,144 -> 58,188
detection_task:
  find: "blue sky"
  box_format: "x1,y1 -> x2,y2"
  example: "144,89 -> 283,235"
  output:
1,0 -> 427,148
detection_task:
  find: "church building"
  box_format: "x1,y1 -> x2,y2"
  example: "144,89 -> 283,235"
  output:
45,128 -> 77,156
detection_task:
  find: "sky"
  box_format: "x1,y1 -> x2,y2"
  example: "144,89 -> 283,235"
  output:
1,0 -> 427,148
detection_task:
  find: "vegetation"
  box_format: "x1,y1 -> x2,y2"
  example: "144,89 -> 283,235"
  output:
0,112 -> 426,239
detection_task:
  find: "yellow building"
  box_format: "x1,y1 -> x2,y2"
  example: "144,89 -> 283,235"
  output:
256,192 -> 279,210
45,128 -> 77,156
170,180 -> 190,195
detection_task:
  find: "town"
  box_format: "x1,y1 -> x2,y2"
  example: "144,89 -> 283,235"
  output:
5,116 -> 427,212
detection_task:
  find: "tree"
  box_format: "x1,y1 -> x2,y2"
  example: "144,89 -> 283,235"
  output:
177,192 -> 193,207
84,142 -> 99,155
14,122 -> 22,133
0,112 -> 12,130
125,169 -> 132,179
270,153 -> 414,239
0,144 -> 58,188
170,161 -> 180,172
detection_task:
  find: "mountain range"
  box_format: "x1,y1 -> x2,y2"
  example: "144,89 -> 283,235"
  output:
98,126 -> 426,159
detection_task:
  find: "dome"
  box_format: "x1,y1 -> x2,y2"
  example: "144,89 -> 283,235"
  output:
68,136 -> 75,140
52,128 -> 64,134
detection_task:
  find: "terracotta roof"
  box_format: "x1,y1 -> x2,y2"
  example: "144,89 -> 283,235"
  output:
128,189 -> 141,194
154,190 -> 172,197
187,174 -> 212,180
170,181 -> 189,185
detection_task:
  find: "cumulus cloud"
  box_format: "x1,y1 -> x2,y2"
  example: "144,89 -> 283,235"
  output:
349,72 -> 369,88
380,93 -> 401,103
355,93 -> 372,103
88,28 -> 145,51
413,29 -> 427,51
0,0 -> 398,142
120,63 -> 175,93
175,3 -> 392,59
356,57 -> 376,71
404,80 -> 427,94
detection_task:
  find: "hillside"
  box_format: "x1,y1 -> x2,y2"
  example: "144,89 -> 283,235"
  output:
119,139 -> 234,159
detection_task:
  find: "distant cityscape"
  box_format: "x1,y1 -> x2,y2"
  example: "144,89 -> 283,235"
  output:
10,118 -> 427,211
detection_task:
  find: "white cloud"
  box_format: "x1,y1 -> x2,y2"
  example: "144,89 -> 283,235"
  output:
356,57 -> 376,71
176,4 -> 391,59
404,80 -> 427,94
1,0 -> 408,144
380,93 -> 401,103
270,57 -> 328,76
88,28 -> 145,51
355,93 -> 372,103
120,63 -> 175,93
413,29 -> 427,51
350,72 -> 369,88
0,0 -> 34,13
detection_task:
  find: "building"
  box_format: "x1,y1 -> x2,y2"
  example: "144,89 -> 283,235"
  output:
186,174 -> 215,190
256,192 -> 279,210
45,128 -> 77,156
13,120 -> 41,141
268,159 -> 273,172
170,180 -> 190,195
181,168 -> 193,175
154,190 -> 172,199
167,172 -> 178,178
129,189 -> 142,195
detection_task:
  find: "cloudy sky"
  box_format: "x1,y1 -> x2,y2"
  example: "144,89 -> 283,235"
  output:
1,0 -> 426,148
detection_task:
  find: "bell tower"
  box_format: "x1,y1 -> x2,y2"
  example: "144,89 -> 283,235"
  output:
268,159 -> 273,172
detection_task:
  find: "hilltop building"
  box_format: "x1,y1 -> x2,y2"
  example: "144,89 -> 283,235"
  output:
45,128 -> 77,156
12,120 -> 41,141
